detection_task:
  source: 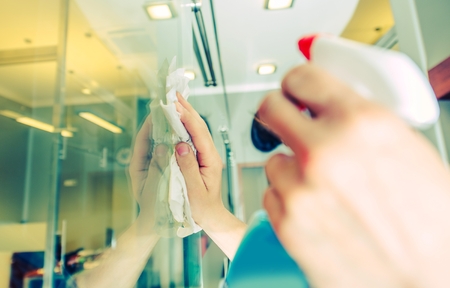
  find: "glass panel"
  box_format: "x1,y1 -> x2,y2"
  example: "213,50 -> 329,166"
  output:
1,0 -> 204,287
3,0 -> 394,286
0,1 -> 60,287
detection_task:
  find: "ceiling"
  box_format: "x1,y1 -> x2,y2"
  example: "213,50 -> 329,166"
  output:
0,0 -> 148,108
190,0 -> 358,96
0,0 -> 395,109
341,0 -> 394,43
190,0 -> 394,97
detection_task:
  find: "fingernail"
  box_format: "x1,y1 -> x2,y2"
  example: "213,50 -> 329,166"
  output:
176,143 -> 190,156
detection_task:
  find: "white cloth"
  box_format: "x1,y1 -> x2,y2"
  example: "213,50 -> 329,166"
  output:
158,57 -> 202,238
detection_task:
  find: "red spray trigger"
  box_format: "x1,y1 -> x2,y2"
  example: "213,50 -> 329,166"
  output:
298,35 -> 318,60
296,34 -> 317,113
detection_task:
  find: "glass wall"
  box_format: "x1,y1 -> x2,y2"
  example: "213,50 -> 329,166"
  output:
0,0 -> 361,287
0,0 -> 209,287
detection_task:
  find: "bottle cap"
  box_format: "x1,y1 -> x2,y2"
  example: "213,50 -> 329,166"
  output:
297,34 -> 318,60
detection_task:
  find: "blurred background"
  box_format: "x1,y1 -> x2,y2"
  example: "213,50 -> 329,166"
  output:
0,0 -> 449,287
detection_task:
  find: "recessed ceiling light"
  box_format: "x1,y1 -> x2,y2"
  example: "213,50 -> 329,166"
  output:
79,112 -> 123,134
184,70 -> 196,80
264,0 -> 294,10
63,179 -> 78,187
257,64 -> 277,75
81,88 -> 91,95
145,3 -> 176,20
61,130 -> 74,138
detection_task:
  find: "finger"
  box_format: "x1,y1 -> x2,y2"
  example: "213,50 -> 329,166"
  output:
176,92 -> 204,124
263,187 -> 285,230
175,142 -> 206,197
149,144 -> 170,175
281,64 -> 362,116
175,100 -> 219,168
176,92 -> 211,134
140,145 -> 170,201
129,115 -> 152,173
258,91 -> 316,151
265,153 -> 305,197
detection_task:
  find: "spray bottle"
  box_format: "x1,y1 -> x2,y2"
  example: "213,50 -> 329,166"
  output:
233,35 -> 440,287
251,34 -> 439,153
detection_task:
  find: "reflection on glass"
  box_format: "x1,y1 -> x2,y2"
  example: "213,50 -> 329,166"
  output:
0,0 -> 204,287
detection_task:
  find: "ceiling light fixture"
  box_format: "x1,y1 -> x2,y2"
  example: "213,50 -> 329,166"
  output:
81,88 -> 91,95
264,0 -> 294,10
16,117 -> 55,133
78,112 -> 123,134
61,130 -> 74,137
0,110 -> 23,119
257,64 -> 277,75
63,179 -> 78,187
144,3 -> 176,20
0,110 -> 76,135
1,110 -> 55,132
184,70 -> 196,80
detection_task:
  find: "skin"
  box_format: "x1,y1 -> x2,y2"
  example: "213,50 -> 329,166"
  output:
174,93 -> 247,260
73,62 -> 450,287
74,115 -> 165,288
74,93 -> 246,287
260,64 -> 450,288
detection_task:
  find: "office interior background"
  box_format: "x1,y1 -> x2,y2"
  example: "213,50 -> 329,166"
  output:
0,0 -> 450,287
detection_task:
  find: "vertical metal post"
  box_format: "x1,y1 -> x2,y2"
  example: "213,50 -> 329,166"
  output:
61,220 -> 67,275
192,6 -> 217,86
219,126 -> 244,275
208,0 -> 232,129
219,127 -> 245,221
390,0 -> 448,166
42,0 -> 70,286
183,233 -> 203,288
21,129 -> 34,223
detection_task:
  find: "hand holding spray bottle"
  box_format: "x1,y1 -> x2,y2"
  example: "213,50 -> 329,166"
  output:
251,34 -> 439,152
232,35 -> 440,288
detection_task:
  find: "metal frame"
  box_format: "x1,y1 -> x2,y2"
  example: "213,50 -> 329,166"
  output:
42,0 -> 70,286
192,5 -> 217,87
390,0 -> 448,166
220,127 -> 245,221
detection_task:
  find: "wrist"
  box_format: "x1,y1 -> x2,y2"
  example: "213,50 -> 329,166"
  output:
200,205 -> 241,235
197,203 -> 229,232
135,213 -> 158,236
197,206 -> 247,260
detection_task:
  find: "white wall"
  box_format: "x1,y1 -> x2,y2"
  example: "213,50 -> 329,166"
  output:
0,252 -> 12,288
416,0 -> 450,69
0,223 -> 46,288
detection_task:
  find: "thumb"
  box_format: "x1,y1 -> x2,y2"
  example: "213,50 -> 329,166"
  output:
175,142 -> 205,191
